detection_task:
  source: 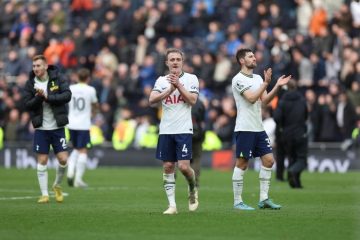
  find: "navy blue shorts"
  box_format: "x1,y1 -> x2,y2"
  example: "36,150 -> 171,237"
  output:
69,129 -> 91,149
234,131 -> 272,160
33,128 -> 68,154
156,134 -> 192,162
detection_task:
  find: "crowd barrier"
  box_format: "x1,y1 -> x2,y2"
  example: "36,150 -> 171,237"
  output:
1,142 -> 358,173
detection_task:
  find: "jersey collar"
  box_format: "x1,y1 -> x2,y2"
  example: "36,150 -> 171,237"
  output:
240,71 -> 253,78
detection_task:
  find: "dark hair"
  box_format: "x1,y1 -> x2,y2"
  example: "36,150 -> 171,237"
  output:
78,68 -> 90,82
287,79 -> 297,91
32,55 -> 47,63
235,48 -> 252,65
165,48 -> 185,61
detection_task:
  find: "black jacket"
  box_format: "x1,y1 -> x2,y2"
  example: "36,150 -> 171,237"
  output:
192,99 -> 206,142
274,90 -> 308,140
22,65 -> 71,128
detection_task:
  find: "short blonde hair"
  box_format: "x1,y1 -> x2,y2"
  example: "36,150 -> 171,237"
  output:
32,55 -> 47,63
165,48 -> 185,61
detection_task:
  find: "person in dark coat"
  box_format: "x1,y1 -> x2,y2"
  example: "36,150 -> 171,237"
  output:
191,98 -> 206,188
22,55 -> 71,203
274,79 -> 308,188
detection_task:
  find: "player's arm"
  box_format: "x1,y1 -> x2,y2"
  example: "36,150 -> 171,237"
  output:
175,84 -> 198,106
242,82 -> 269,104
169,74 -> 198,106
242,68 -> 271,104
23,81 -> 44,110
46,78 -> 72,105
261,72 -> 291,105
149,86 -> 175,107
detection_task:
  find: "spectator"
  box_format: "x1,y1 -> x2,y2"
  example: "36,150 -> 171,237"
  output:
0,0 -> 357,147
274,79 -> 308,188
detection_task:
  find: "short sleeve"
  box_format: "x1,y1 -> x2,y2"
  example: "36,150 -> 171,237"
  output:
234,78 -> 251,94
188,75 -> 199,94
152,76 -> 168,93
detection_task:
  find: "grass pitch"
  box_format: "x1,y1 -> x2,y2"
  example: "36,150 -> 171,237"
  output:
0,167 -> 359,240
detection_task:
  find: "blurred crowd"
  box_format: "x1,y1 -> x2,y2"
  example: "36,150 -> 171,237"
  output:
0,0 -> 359,149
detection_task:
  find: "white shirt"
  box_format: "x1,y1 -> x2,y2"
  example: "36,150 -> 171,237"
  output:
232,72 -> 264,132
153,72 -> 199,134
34,77 -> 58,130
68,83 -> 98,130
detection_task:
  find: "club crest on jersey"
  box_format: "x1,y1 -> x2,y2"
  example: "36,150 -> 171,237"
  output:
50,81 -> 59,91
237,83 -> 244,89
164,94 -> 185,104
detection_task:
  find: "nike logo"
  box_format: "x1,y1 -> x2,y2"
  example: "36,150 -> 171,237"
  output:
182,154 -> 187,157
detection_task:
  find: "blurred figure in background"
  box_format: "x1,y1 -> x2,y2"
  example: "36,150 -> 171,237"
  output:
67,68 -> 98,188
191,98 -> 206,188
274,79 -> 308,188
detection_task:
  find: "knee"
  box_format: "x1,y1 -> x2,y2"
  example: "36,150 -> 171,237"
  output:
178,162 -> 190,173
235,158 -> 248,170
56,152 -> 68,166
263,158 -> 275,168
163,162 -> 175,173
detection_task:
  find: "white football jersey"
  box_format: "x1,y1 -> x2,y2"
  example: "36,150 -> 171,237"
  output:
68,83 -> 98,130
34,77 -> 59,130
232,72 -> 264,132
153,72 -> 199,134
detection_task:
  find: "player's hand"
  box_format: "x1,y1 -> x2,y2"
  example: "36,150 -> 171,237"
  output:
168,73 -> 180,88
35,88 -> 43,96
277,75 -> 292,87
169,83 -> 176,92
35,88 -> 47,99
264,68 -> 272,84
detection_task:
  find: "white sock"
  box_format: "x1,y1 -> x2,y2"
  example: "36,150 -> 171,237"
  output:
53,163 -> 67,186
37,163 -> 48,196
75,153 -> 87,183
259,165 -> 272,202
163,173 -> 176,208
232,167 -> 245,205
67,150 -> 79,179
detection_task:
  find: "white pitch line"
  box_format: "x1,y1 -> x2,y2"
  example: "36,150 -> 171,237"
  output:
0,189 -> 38,193
0,192 -> 69,201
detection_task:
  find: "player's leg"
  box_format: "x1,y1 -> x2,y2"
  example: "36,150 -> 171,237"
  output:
163,161 -> 177,214
67,149 -> 79,186
52,128 -> 68,203
34,130 -> 50,203
232,131 -> 254,210
67,130 -> 78,186
74,148 -> 88,187
259,153 -> 274,201
257,131 -> 281,209
176,134 -> 198,212
37,154 -> 49,203
74,130 -> 91,187
156,135 -> 177,214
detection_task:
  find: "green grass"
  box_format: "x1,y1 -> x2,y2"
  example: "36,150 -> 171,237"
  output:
0,167 -> 359,240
